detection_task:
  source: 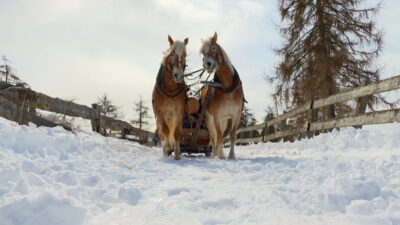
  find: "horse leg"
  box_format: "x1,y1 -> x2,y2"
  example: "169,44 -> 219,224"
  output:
157,119 -> 171,157
206,113 -> 217,157
166,116 -> 181,160
228,118 -> 240,160
214,117 -> 225,159
173,124 -> 182,160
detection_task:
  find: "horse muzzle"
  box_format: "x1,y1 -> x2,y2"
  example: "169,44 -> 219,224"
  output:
172,71 -> 184,83
203,58 -> 216,73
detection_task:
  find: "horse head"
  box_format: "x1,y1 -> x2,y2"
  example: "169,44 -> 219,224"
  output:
163,35 -> 189,83
199,32 -> 232,74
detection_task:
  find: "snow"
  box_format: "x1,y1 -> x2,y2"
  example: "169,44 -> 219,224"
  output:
0,116 -> 400,225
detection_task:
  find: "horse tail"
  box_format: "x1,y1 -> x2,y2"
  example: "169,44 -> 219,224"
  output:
223,118 -> 232,138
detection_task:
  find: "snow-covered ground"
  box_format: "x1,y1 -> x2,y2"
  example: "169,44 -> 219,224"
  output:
0,117 -> 399,225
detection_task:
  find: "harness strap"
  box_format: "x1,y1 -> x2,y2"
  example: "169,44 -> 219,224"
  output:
155,65 -> 187,98
205,51 -> 225,66
213,66 -> 242,94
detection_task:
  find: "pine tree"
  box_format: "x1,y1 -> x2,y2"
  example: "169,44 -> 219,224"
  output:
271,0 -> 385,119
96,93 -> 122,119
131,96 -> 150,131
0,55 -> 27,87
239,104 -> 257,128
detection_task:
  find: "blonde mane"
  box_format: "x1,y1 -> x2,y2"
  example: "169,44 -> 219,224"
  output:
199,36 -> 233,73
162,41 -> 187,65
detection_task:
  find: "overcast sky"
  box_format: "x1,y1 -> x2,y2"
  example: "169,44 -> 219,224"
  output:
1,0 -> 399,130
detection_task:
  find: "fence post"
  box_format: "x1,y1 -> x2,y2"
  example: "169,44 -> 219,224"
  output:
262,114 -> 272,142
238,131 -> 244,146
91,104 -> 101,133
121,128 -> 129,139
307,108 -> 319,138
354,79 -> 371,129
280,111 -> 287,141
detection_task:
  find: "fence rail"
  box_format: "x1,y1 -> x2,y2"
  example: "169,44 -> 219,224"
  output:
233,75 -> 400,145
0,82 -> 153,142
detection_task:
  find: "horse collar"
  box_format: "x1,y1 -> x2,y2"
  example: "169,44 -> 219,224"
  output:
213,66 -> 241,94
156,65 -> 186,98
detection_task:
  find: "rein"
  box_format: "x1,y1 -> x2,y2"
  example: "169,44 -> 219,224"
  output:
184,68 -> 204,77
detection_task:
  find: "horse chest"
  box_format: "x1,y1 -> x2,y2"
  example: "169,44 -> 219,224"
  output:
215,97 -> 240,118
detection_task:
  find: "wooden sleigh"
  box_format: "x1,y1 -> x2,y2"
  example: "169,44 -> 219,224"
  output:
179,84 -> 214,157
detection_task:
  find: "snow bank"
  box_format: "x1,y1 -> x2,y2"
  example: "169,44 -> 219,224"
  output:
0,117 -> 399,225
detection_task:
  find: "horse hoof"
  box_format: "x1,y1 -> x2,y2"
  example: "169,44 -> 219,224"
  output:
218,154 -> 225,160
174,154 -> 182,160
163,150 -> 173,157
228,155 -> 236,160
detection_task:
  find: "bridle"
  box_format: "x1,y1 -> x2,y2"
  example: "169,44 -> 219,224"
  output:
204,44 -> 226,66
166,55 -> 187,79
155,54 -> 187,98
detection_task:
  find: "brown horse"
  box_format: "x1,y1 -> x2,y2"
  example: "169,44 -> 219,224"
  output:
200,32 -> 244,159
152,35 -> 188,160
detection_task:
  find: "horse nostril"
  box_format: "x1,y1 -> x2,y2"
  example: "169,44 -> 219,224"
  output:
207,62 -> 211,67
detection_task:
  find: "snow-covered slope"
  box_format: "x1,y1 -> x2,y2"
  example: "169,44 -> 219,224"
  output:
0,117 -> 399,225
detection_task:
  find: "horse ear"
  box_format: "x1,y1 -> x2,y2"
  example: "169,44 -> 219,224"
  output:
212,32 -> 218,43
168,35 -> 174,46
184,38 -> 189,45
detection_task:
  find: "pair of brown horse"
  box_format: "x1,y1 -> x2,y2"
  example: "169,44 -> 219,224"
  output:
152,32 -> 244,160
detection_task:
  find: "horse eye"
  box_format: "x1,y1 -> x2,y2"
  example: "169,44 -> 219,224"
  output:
212,46 -> 217,51
169,54 -> 174,57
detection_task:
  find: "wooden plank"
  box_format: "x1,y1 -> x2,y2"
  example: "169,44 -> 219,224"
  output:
309,109 -> 400,131
235,136 -> 262,144
182,128 -> 209,140
237,102 -> 312,135
267,102 -> 312,126
102,116 -> 152,139
0,96 -> 68,129
314,75 -> 400,109
237,123 -> 265,133
263,123 -> 308,142
35,91 -> 94,119
234,123 -> 308,144
0,87 -> 94,119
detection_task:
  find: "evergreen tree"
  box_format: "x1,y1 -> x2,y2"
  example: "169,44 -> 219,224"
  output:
96,93 -> 122,119
271,0 -> 385,119
0,55 -> 27,86
239,104 -> 257,128
131,96 -> 150,131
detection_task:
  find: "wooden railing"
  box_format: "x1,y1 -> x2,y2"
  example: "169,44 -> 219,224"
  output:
0,82 -> 153,142
232,75 -> 400,145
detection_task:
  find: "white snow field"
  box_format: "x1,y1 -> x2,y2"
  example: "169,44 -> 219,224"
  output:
0,117 -> 400,225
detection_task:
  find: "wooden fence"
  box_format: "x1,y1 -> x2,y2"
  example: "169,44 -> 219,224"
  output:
233,75 -> 400,145
1,74 -> 399,147
0,82 -> 153,142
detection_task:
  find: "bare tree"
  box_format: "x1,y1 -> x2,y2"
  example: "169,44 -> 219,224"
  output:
270,0 -> 386,119
131,96 -> 150,131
